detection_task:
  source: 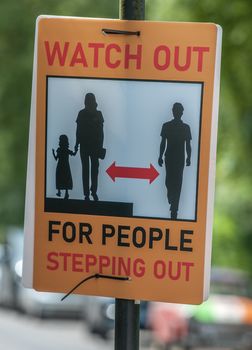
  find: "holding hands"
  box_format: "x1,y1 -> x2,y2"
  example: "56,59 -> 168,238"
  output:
158,156 -> 163,167
186,157 -> 191,166
52,148 -> 56,160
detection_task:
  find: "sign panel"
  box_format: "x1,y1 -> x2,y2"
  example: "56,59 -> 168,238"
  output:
23,16 -> 222,304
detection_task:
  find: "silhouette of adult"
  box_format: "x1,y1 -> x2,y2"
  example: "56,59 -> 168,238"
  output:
158,103 -> 192,219
75,93 -> 104,201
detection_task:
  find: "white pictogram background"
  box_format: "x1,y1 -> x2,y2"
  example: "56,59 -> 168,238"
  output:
46,77 -> 202,221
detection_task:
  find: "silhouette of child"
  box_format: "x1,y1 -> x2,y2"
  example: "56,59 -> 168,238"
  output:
52,135 -> 77,199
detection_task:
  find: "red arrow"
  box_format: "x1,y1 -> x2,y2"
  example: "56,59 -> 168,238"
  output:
106,162 -> 159,184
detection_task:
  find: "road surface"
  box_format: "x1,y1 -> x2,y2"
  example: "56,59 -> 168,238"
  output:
0,308 -> 113,350
0,308 -> 153,350
0,308 -> 233,350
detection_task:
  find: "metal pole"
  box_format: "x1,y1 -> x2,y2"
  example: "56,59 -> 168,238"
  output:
114,299 -> 140,350
120,0 -> 145,20
114,3 -> 145,350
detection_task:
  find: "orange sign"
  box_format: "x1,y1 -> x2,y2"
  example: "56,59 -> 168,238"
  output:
23,16 -> 222,304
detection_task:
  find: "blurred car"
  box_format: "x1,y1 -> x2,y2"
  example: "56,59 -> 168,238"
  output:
147,267 -> 252,350
0,227 -> 85,318
17,286 -> 85,319
0,243 -> 8,304
188,267 -> 252,349
83,296 -> 114,338
0,230 -> 22,308
83,296 -> 149,339
147,302 -> 191,349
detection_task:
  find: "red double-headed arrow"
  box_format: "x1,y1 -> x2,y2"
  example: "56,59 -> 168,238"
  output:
106,162 -> 159,184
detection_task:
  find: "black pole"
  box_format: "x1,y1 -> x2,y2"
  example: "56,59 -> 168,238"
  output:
114,299 -> 140,350
114,3 -> 145,350
120,0 -> 145,20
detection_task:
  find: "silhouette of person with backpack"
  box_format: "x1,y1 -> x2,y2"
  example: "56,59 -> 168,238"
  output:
74,93 -> 104,201
52,134 -> 77,199
158,103 -> 192,219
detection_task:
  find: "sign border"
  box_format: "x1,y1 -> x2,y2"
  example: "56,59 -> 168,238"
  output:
44,75 -> 204,222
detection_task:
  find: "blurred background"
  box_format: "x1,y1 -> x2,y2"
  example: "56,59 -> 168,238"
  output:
1,0 -> 252,349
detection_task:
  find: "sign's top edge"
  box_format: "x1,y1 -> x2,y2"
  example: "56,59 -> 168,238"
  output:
36,15 -> 221,29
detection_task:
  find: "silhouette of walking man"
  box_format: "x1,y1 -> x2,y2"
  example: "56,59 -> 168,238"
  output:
158,102 -> 192,219
74,93 -> 104,201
